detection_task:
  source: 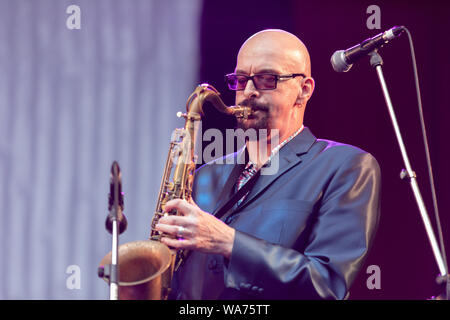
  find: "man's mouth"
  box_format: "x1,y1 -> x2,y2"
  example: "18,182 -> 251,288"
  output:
238,100 -> 269,114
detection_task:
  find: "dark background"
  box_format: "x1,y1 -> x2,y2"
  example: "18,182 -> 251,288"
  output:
198,0 -> 450,299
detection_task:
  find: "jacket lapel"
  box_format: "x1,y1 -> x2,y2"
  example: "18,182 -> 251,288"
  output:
211,147 -> 246,215
213,127 -> 317,216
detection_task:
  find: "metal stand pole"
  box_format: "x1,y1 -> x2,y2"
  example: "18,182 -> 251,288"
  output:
98,161 -> 127,300
369,51 -> 447,278
109,220 -> 120,300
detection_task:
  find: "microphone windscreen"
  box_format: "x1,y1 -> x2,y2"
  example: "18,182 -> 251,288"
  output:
331,50 -> 352,73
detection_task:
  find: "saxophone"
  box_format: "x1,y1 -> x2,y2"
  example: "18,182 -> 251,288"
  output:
99,84 -> 251,300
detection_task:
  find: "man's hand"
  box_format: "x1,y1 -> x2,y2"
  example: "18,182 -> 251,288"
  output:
154,199 -> 235,259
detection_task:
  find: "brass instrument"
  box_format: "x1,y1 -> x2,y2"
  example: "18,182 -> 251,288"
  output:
99,84 -> 251,300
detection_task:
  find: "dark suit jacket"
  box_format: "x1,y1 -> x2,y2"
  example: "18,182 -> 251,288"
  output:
170,127 -> 381,300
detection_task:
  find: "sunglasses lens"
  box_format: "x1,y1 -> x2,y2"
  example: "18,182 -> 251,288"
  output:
225,74 -> 279,90
254,74 -> 277,90
226,75 -> 247,90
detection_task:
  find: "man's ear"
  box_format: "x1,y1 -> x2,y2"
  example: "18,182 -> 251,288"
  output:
296,77 -> 315,106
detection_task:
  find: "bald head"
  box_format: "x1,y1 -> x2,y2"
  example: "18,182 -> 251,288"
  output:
233,29 -> 315,142
237,29 -> 311,77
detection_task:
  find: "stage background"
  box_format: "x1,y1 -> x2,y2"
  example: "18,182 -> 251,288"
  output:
0,0 -> 449,300
0,0 -> 202,299
200,0 -> 450,300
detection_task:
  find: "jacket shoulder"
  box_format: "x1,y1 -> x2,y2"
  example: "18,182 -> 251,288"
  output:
314,139 -> 378,161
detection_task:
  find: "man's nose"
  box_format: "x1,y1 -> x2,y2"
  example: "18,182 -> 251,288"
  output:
243,78 -> 259,98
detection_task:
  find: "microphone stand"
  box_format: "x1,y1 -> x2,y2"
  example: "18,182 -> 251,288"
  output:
99,161 -> 128,300
368,51 -> 448,294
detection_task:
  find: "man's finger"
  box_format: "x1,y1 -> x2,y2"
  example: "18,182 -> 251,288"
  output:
160,236 -> 193,250
155,223 -> 192,238
154,223 -> 178,236
164,199 -> 193,216
158,214 -> 189,226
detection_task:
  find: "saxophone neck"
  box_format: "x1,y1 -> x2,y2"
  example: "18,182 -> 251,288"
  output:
187,83 -> 252,120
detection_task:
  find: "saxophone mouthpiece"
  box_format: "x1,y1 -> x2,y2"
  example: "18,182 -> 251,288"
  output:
230,105 -> 252,120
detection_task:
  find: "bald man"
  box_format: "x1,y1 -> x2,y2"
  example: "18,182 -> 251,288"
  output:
155,30 -> 381,300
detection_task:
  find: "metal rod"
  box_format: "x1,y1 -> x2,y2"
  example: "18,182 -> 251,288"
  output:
373,58 -> 447,277
110,220 -> 119,300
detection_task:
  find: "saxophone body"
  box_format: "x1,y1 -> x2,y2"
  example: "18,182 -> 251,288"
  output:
99,84 -> 251,300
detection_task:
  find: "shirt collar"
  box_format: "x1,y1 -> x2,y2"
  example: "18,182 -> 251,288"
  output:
246,124 -> 305,168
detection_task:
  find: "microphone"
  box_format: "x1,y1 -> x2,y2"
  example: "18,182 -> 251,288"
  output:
106,161 -> 127,234
331,26 -> 405,72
